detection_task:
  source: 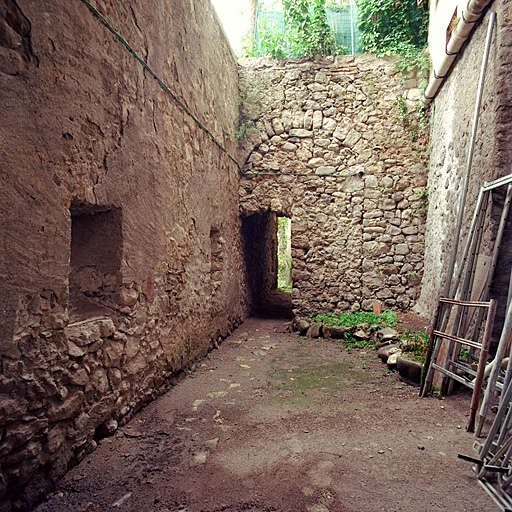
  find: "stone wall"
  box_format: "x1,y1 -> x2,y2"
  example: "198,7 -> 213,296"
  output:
238,56 -> 429,316
416,2 -> 512,330
0,1 -> 246,509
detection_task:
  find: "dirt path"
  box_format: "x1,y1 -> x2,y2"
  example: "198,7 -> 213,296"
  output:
34,317 -> 493,512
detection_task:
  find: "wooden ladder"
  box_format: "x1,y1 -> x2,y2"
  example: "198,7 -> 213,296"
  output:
420,297 -> 497,432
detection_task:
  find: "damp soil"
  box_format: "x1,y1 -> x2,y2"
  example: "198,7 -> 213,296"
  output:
34,314 -> 493,512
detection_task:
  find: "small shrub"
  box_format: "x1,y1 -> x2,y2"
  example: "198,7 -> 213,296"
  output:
311,310 -> 398,329
308,310 -> 398,349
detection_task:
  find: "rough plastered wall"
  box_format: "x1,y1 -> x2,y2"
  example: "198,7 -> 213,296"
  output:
238,55 -> 429,316
0,0 -> 245,509
416,2 -> 512,324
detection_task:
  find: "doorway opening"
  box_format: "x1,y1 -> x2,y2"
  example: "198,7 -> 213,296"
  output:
277,215 -> 292,293
241,211 -> 292,319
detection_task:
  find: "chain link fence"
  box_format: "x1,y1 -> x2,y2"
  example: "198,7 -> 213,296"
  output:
255,2 -> 362,55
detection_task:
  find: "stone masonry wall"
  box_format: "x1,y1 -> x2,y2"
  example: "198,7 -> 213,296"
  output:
416,2 -> 512,330
238,55 -> 429,316
0,1 -> 246,509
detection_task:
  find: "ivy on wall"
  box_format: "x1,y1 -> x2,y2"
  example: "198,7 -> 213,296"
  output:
357,0 -> 429,56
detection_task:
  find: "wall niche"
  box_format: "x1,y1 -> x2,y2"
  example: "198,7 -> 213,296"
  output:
69,205 -> 123,321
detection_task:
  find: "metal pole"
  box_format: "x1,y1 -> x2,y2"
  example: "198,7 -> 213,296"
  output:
443,11 -> 496,298
350,0 -> 355,55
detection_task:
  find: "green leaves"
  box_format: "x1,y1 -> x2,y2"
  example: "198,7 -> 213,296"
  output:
241,0 -> 345,58
357,0 -> 428,56
283,0 -> 339,57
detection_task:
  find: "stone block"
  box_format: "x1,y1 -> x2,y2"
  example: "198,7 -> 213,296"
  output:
282,142 -> 297,151
312,110 -> 323,130
272,118 -> 284,135
394,243 -> 410,255
315,166 -> 336,176
113,288 -> 139,307
322,118 -> 337,133
47,392 -> 85,422
66,321 -> 101,347
343,129 -> 361,148
289,128 -> 313,138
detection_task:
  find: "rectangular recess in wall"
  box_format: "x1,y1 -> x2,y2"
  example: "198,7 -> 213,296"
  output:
69,206 -> 123,320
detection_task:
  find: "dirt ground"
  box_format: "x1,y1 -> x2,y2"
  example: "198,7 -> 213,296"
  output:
33,314 -> 494,512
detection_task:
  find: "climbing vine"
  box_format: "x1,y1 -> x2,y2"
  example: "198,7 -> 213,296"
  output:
357,0 -> 428,56
240,0 -> 345,58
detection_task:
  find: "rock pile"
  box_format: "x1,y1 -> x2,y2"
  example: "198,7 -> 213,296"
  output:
293,317 -> 422,383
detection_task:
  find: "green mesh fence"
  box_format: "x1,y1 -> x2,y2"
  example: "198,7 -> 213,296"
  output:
255,4 -> 362,55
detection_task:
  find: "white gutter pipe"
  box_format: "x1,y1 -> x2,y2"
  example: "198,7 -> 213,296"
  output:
423,0 -> 493,105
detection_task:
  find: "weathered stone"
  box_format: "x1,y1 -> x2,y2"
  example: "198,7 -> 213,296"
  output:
344,174 -> 364,193
397,356 -> 422,383
312,111 -> 323,130
294,318 -> 310,334
387,349 -> 402,366
322,118 -> 337,133
353,328 -> 370,340
304,109 -> 314,130
282,142 -> 297,151
395,244 -> 410,255
315,166 -> 336,176
66,321 -> 101,347
308,157 -> 326,168
315,138 -> 331,147
125,336 -> 141,359
282,110 -> 292,131
289,128 -> 313,138
68,340 -> 85,358
377,327 -> 399,341
47,392 -> 85,422
306,322 -> 323,338
98,319 -> 115,338
113,288 -> 139,307
329,326 -> 351,339
70,368 -> 89,387
272,118 -> 285,135
343,129 -> 361,148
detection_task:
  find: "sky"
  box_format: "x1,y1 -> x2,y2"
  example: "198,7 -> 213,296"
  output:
211,0 -> 251,54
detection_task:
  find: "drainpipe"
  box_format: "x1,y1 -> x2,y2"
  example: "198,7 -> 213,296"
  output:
423,0 -> 493,105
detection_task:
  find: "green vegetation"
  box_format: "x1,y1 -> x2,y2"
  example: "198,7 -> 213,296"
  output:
308,310 -> 398,349
277,216 -> 292,292
240,0 -> 346,58
358,0 -> 431,100
357,0 -> 428,57
311,310 -> 398,328
398,330 -> 429,362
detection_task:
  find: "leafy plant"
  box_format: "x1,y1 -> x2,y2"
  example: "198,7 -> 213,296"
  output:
357,0 -> 429,57
283,0 -> 338,56
240,0 -> 346,58
311,310 -> 398,329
